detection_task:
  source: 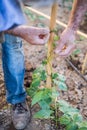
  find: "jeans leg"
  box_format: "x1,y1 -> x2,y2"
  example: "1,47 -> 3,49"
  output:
1,34 -> 26,104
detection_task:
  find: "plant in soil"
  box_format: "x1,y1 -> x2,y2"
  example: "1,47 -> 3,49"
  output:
27,58 -> 87,130
26,30 -> 87,129
26,2 -> 87,130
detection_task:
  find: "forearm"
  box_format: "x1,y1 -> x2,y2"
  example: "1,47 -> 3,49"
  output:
68,0 -> 87,31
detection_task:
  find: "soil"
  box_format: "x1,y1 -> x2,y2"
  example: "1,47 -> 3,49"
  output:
0,1 -> 87,130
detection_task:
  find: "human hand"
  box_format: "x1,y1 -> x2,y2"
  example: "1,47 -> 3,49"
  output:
55,28 -> 76,57
26,26 -> 50,45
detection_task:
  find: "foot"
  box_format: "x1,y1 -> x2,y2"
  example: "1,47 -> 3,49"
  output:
5,25 -> 49,45
11,102 -> 31,130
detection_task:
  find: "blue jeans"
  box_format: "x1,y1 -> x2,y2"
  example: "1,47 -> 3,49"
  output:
2,34 -> 27,104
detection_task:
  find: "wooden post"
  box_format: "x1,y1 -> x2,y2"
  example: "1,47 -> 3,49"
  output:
46,1 -> 58,88
82,53 -> 87,74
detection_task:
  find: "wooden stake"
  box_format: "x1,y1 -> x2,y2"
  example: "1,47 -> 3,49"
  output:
82,53 -> 87,74
46,1 -> 58,88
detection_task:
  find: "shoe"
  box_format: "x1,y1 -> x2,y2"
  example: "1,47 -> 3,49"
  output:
11,102 -> 31,130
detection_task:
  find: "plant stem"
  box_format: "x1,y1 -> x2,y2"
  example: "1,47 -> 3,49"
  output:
46,1 -> 58,88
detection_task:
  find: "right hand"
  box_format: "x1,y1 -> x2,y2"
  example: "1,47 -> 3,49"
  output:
6,26 -> 50,45
26,26 -> 50,45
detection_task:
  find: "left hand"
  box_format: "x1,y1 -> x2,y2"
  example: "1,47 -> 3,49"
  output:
55,28 -> 76,57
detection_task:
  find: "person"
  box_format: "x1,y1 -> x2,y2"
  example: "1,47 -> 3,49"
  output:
0,0 -> 87,129
0,0 -> 49,130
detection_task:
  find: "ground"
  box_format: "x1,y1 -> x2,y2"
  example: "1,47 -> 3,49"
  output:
0,1 -> 87,130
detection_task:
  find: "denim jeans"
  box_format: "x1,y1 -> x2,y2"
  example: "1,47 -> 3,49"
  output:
1,34 -> 27,104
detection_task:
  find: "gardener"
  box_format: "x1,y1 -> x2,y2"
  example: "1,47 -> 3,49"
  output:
0,0 -> 49,130
0,0 -> 87,129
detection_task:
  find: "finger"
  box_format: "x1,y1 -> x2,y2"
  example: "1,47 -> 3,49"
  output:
54,40 -> 65,54
58,44 -> 76,57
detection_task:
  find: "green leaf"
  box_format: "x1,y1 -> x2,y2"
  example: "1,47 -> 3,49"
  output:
58,100 -> 69,108
58,81 -> 67,91
31,78 -> 41,87
42,60 -> 47,65
32,88 -> 52,106
52,87 -> 59,99
52,73 -> 58,79
39,100 -> 50,109
45,97 -> 52,105
34,109 -> 54,119
78,128 -> 87,130
58,74 -> 66,82
42,88 -> 52,99
59,115 -> 71,125
32,69 -> 41,79
72,49 -> 81,56
24,9 -> 37,21
53,42 -> 57,48
58,100 -> 79,114
66,122 -> 78,130
59,107 -> 79,115
41,70 -> 47,81
73,113 -> 83,122
66,107 -> 79,113
53,79 -> 59,85
38,16 -> 45,20
54,35 -> 60,41
32,91 -> 43,105
30,14 -> 37,21
33,67 -> 42,75
32,73 -> 40,79
53,79 -> 67,91
78,121 -> 87,128
27,88 -> 36,97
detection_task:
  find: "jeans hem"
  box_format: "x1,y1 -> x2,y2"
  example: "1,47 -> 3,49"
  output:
7,93 -> 27,105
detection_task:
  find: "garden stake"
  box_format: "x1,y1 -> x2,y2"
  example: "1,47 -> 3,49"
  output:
82,53 -> 87,74
46,0 -> 58,88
